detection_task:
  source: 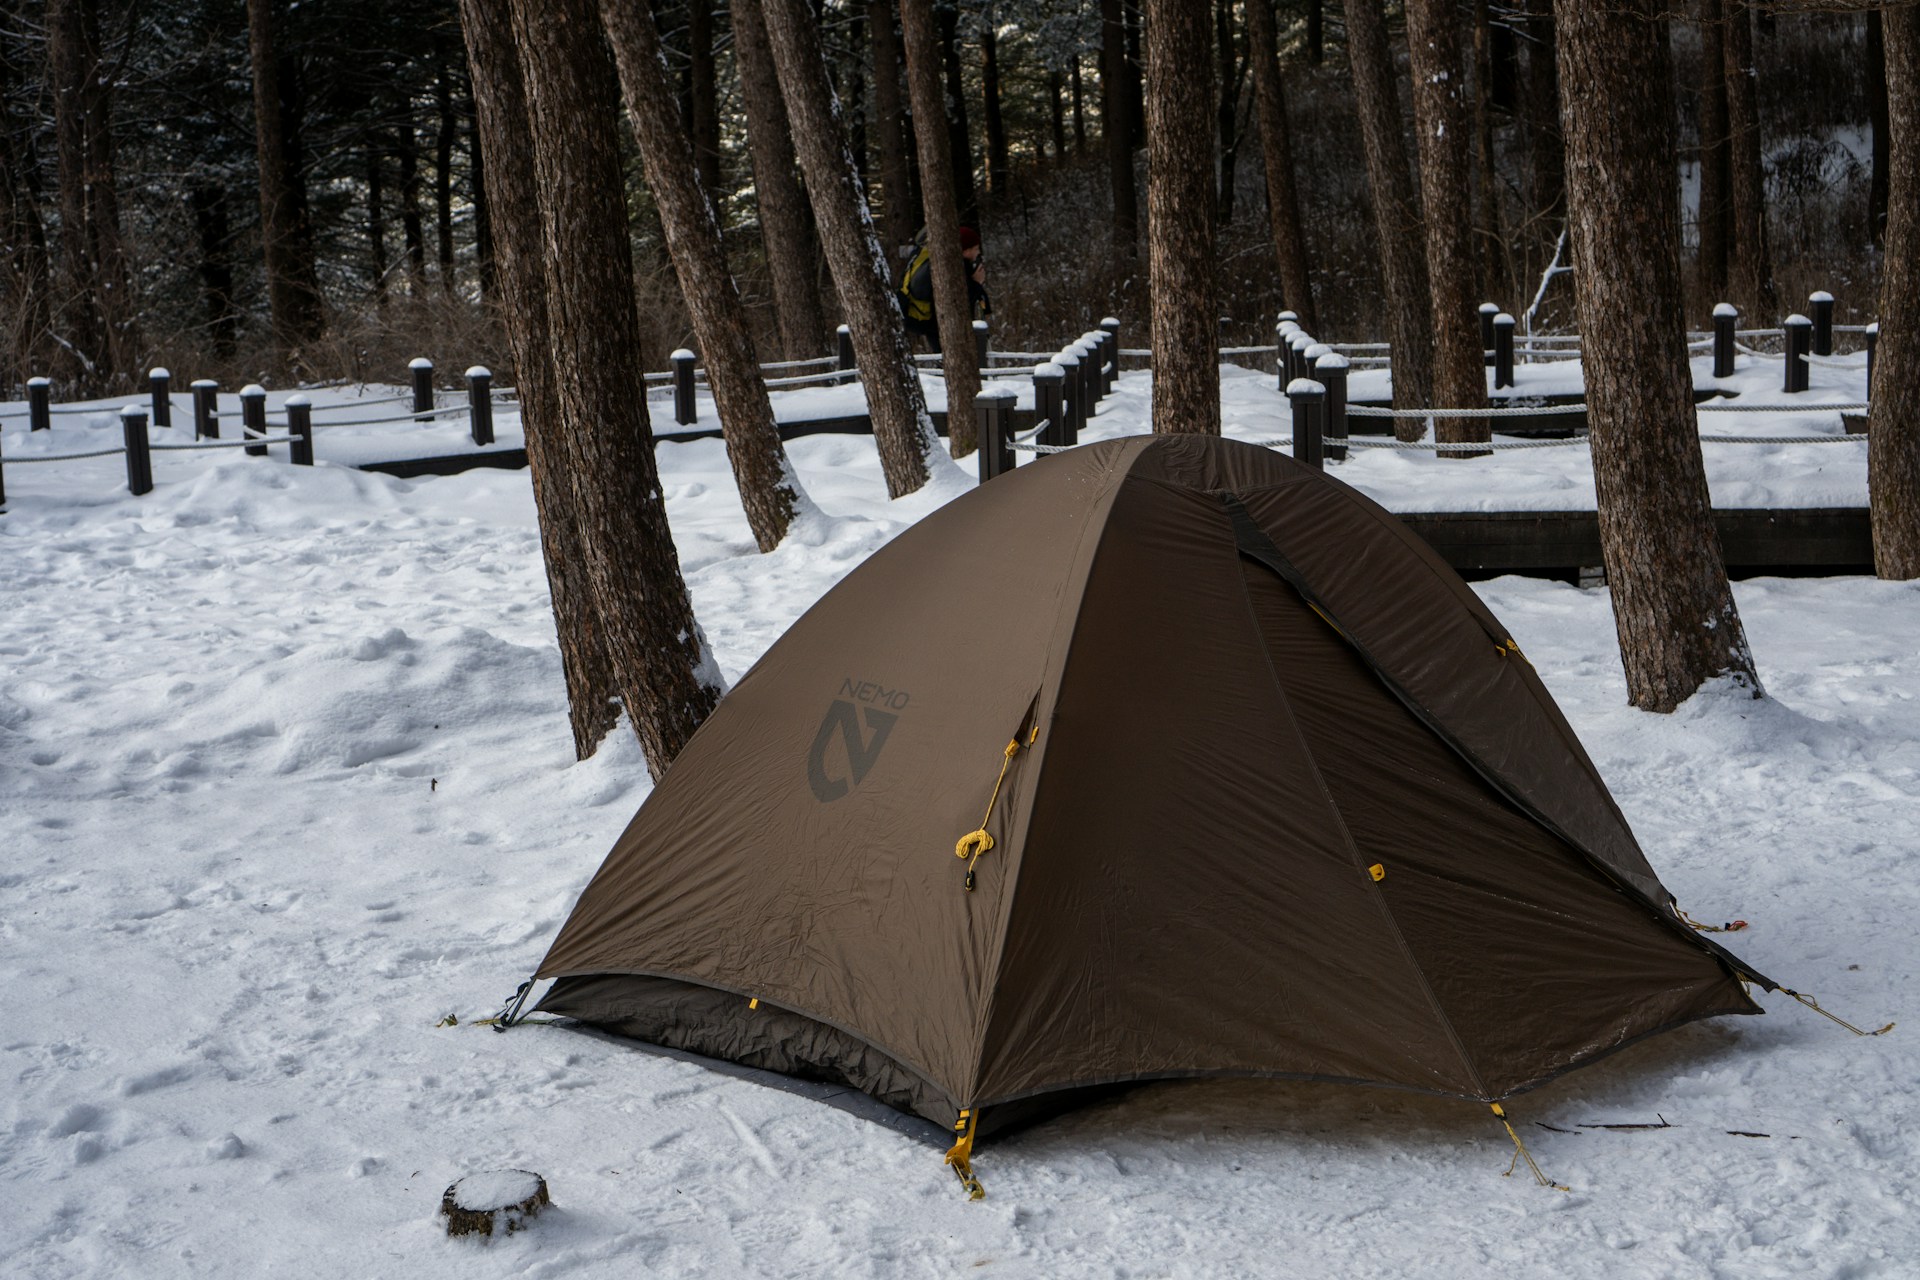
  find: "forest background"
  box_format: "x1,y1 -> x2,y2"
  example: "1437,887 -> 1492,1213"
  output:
0,0 -> 1883,398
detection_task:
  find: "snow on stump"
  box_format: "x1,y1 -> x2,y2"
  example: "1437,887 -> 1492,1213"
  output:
440,1169 -> 549,1239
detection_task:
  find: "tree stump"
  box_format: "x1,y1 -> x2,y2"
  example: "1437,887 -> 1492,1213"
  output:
440,1169 -> 549,1238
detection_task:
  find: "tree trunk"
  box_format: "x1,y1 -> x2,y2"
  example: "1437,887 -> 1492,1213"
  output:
901,0 -> 982,457
1723,0 -> 1776,317
867,0 -> 919,257
1870,10 -> 1890,249
1145,0 -> 1220,436
436,59 -> 458,288
1049,69 -> 1067,162
398,121 -> 426,294
457,0 -> 621,758
1215,0 -> 1241,225
689,0 -> 724,201
190,185 -> 240,357
470,98 -> 494,299
1870,7 -> 1920,579
762,0 -> 941,498
0,33 -> 53,385
1522,0 -> 1563,233
1471,0 -> 1506,300
936,5 -> 976,218
1341,0 -> 1435,424
981,9 -> 1008,197
245,0 -> 320,363
1405,0 -> 1489,447
365,137 -> 389,306
51,0 -> 140,392
1555,0 -> 1760,710
1246,0 -> 1315,330
1696,0 -> 1730,302
733,0 -> 831,361
1101,0 -> 1138,253
1308,0 -> 1324,65
505,0 -> 723,776
600,0 -> 811,548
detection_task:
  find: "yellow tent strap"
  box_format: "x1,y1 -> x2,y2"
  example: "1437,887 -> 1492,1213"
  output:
1490,1103 -> 1570,1192
954,737 -> 1024,892
1780,987 -> 1895,1037
1676,906 -> 1747,934
945,1109 -> 985,1199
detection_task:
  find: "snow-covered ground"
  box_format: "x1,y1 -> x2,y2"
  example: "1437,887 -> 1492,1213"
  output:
2,362 -> 1911,1278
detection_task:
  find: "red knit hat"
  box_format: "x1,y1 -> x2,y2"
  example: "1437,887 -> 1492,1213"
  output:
958,226 -> 981,251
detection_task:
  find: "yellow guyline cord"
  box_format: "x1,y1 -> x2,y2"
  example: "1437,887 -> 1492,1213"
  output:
1779,988 -> 1895,1037
945,1109 -> 985,1199
1491,1103 -> 1570,1192
954,724 -> 1037,892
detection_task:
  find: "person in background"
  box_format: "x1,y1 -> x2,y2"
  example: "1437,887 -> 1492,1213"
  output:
898,225 -> 990,352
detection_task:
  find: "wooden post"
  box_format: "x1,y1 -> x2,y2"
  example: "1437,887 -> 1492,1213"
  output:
1867,321 -> 1879,396
1480,302 -> 1500,366
1287,377 -> 1326,471
27,377 -> 49,431
976,386 -> 1015,481
1277,321 -> 1300,386
1783,313 -> 1811,394
1076,337 -> 1099,417
1713,303 -> 1738,379
1289,332 -> 1314,387
285,394 -> 314,466
1100,316 -> 1120,393
149,368 -> 172,429
835,324 -> 855,383
410,357 -> 435,414
1055,348 -> 1083,444
241,384 -> 269,457
1313,351 -> 1351,461
120,406 -> 153,495
972,319 -> 990,370
0,423 -> 6,509
1809,290 -> 1835,357
191,380 -> 220,439
1034,361 -> 1067,447
671,348 -> 698,426
1492,312 -> 1515,389
466,366 -> 495,445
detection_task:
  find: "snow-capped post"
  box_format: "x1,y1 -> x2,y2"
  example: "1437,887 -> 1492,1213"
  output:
1289,332 -> 1315,389
241,384 -> 268,457
1100,317 -> 1121,393
27,377 -> 49,432
120,405 -> 153,495
1312,351 -> 1351,462
1056,345 -> 1083,443
1809,290 -> 1835,357
972,319 -> 990,371
1479,302 -> 1501,366
1712,303 -> 1738,379
285,394 -> 313,466
670,348 -> 697,426
976,385 -> 1016,482
1033,361 -> 1066,448
192,380 -> 220,440
149,368 -> 172,429
466,366 -> 494,446
1783,314 -> 1812,394
1867,321 -> 1879,396
409,357 -> 435,415
1493,313 -> 1516,389
1076,337 -> 1100,416
834,324 -> 855,384
1277,320 -> 1300,385
1287,377 -> 1326,471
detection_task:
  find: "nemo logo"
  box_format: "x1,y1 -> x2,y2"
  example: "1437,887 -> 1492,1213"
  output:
807,695 -> 901,803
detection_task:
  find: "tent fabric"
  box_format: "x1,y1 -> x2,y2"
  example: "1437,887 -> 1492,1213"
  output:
534,435 -> 1763,1132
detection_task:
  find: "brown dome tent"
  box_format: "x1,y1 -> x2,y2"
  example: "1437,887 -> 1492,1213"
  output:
530,434 -> 1769,1185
